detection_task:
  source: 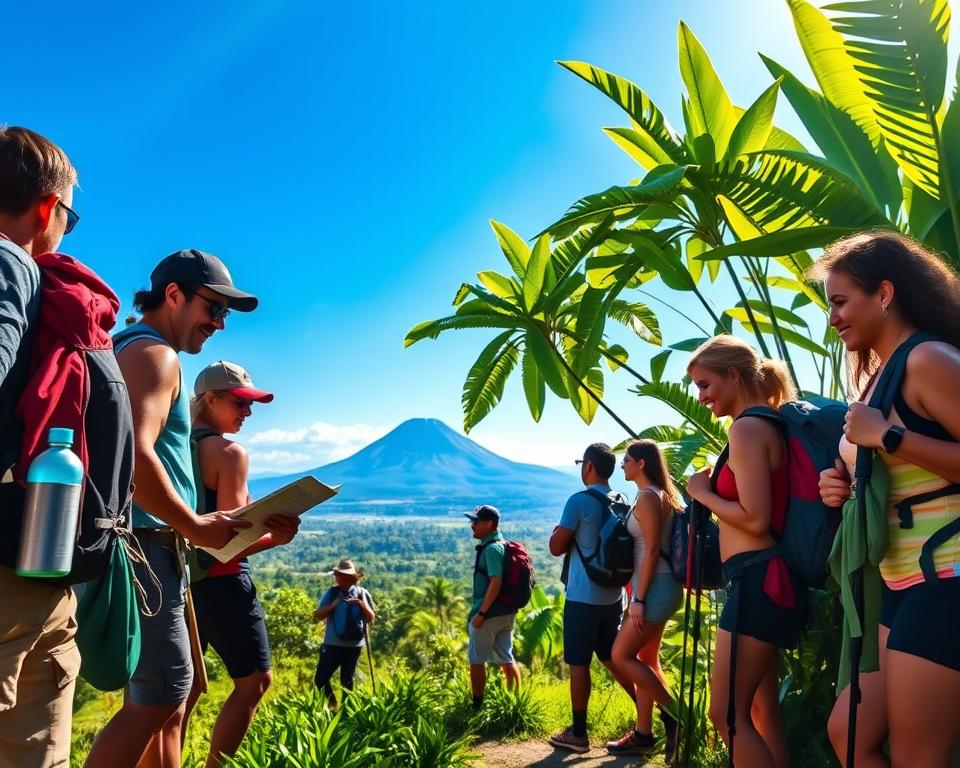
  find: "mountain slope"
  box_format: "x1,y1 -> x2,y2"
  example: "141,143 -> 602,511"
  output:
248,418 -> 577,512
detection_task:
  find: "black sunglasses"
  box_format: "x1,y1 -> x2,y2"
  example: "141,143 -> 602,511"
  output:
57,200 -> 79,235
182,287 -> 231,322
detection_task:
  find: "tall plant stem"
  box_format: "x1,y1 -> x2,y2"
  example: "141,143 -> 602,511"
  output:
549,344 -> 639,438
747,255 -> 801,391
723,259 -> 771,357
559,329 -> 650,385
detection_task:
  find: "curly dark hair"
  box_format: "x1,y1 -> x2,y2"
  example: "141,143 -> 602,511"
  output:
809,230 -> 960,389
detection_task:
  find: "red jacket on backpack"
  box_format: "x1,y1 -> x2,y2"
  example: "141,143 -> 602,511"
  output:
15,252 -> 119,481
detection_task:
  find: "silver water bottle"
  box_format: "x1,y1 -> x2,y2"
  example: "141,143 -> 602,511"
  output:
15,427 -> 84,578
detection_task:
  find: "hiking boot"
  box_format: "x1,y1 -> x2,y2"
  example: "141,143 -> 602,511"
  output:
606,728 -> 656,754
548,727 -> 589,754
659,708 -> 679,765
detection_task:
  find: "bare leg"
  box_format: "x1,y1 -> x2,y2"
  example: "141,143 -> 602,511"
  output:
205,671 -> 272,768
569,665 -> 590,711
85,701 -> 180,768
751,659 -> 789,768
887,648 -> 960,768
827,626 -> 890,768
469,664 -> 486,699
500,663 -> 521,690
611,619 -> 671,734
710,629 -> 779,768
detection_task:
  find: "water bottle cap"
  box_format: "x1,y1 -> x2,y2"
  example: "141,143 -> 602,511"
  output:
47,427 -> 74,446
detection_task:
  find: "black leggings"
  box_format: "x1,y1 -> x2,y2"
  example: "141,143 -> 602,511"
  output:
314,644 -> 362,701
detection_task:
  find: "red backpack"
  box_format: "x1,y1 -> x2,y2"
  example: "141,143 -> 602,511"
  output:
475,540 -> 535,617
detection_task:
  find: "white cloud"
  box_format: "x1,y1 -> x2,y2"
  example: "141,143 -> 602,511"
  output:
239,421 -> 390,475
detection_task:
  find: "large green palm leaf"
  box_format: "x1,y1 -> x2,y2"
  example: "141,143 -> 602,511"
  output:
827,0 -> 950,198
558,60 -> 687,169
715,151 -> 889,230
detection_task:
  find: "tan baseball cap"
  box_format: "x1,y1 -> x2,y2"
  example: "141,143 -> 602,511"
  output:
194,360 -> 274,403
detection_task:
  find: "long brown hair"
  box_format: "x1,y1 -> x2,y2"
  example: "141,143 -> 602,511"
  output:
687,335 -> 796,409
625,439 -> 684,511
809,231 -> 960,390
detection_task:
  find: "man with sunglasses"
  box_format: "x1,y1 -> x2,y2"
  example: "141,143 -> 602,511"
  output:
85,250 -> 257,768
548,443 -> 634,755
0,126 -> 85,767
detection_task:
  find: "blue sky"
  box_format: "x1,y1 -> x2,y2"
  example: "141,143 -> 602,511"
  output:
8,2 -> 955,474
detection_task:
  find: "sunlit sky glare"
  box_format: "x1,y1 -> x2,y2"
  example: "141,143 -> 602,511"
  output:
8,2 -> 959,474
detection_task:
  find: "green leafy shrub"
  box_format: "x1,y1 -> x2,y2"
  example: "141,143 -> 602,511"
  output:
468,678 -> 546,739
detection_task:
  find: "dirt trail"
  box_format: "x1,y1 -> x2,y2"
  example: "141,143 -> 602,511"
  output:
474,739 -> 662,768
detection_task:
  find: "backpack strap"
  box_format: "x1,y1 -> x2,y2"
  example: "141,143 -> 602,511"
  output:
919,517 -> 960,583
573,488 -> 615,567
867,331 -> 942,417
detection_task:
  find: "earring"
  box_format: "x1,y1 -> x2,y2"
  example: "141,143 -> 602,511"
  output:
881,304 -> 889,318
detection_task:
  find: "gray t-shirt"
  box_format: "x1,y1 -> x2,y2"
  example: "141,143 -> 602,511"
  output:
319,585 -> 375,648
559,483 -> 625,606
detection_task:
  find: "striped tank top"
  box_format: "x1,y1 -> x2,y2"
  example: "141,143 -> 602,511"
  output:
840,436 -> 960,589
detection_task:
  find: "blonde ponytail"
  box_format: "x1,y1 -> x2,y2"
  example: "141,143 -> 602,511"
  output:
688,335 -> 796,408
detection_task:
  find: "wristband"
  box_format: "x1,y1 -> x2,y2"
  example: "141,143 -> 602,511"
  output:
478,610 -> 487,618
632,597 -> 645,605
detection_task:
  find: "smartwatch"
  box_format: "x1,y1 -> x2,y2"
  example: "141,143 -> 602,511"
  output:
882,425 -> 906,454
632,597 -> 645,605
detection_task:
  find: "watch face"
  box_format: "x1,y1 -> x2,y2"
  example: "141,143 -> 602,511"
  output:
884,426 -> 905,453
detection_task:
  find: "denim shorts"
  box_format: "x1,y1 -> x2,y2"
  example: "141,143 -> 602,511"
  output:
127,529 -> 193,706
632,573 -> 683,624
467,613 -> 516,665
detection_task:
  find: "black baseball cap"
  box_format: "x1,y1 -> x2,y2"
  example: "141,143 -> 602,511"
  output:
464,504 -> 500,523
150,249 -> 258,312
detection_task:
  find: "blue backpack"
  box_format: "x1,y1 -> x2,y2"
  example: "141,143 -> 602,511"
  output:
737,397 -> 847,588
331,588 -> 366,642
574,489 -> 635,589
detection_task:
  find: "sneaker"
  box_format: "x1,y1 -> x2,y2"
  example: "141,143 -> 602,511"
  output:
659,708 -> 679,765
548,727 -> 590,754
606,728 -> 656,755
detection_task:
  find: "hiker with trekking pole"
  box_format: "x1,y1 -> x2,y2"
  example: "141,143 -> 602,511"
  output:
814,232 -> 960,768
685,336 -> 823,768
313,560 -> 377,708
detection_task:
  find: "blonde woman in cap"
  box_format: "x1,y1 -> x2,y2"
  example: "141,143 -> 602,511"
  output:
182,361 -> 301,768
313,560 -> 377,707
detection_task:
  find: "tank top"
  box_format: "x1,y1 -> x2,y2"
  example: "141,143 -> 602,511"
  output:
626,486 -> 673,592
113,322 -> 197,527
715,446 -> 796,607
194,428 -> 249,578
839,400 -> 960,589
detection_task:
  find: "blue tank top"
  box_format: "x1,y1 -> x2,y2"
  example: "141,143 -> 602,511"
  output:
113,322 -> 197,527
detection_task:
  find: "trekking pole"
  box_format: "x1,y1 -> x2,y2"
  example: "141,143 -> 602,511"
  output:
363,623 -> 378,696
847,446 -> 872,768
682,502 -> 706,768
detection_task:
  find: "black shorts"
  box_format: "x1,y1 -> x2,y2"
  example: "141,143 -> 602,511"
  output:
719,550 -> 807,650
191,572 -> 271,679
880,576 -> 960,671
563,600 -> 622,666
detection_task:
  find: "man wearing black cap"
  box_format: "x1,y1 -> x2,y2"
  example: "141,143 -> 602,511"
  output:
85,250 -> 257,768
466,504 -> 521,711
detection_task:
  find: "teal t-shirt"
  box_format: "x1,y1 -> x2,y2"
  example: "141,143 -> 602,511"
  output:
113,323 -> 197,527
470,531 -> 505,619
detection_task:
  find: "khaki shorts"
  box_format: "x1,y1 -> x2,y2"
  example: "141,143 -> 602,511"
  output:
0,564 -> 79,768
467,613 -> 516,665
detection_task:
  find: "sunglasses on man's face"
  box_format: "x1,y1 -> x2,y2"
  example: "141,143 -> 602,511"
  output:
57,200 -> 79,235
183,288 -> 231,322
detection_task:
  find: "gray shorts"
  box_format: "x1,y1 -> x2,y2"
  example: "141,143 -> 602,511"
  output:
467,614 -> 516,665
632,573 -> 683,624
128,529 -> 193,707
